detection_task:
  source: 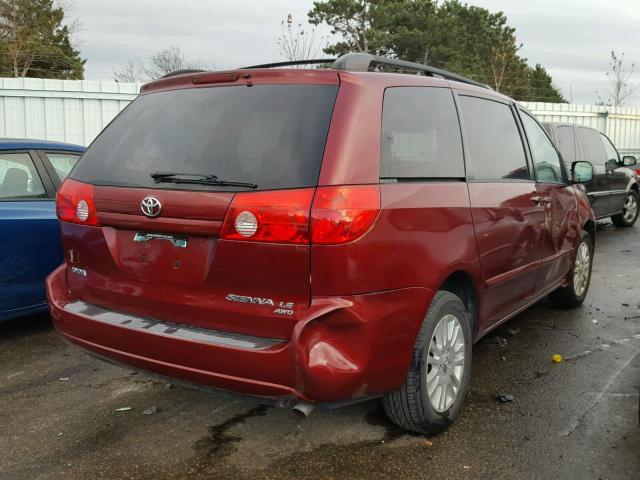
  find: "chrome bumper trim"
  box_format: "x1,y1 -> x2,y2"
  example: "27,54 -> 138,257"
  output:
63,300 -> 285,351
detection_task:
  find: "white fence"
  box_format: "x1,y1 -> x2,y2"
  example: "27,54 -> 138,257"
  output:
1,78 -> 639,157
0,78 -> 141,146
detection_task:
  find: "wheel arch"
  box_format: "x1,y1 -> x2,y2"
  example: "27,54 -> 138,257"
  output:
583,218 -> 596,248
439,270 -> 479,338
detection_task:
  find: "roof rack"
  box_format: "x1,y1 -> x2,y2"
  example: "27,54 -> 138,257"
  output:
237,54 -> 489,90
242,59 -> 337,69
333,53 -> 490,90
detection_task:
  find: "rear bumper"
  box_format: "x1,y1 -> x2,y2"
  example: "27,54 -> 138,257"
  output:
47,264 -> 434,402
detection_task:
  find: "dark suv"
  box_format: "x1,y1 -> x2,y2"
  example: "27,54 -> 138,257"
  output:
47,54 -> 596,434
543,123 -> 639,227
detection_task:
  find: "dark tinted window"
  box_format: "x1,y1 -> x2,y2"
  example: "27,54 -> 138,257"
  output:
459,96 -> 529,181
521,113 -> 564,183
381,87 -> 464,178
577,127 -> 606,165
72,85 -> 338,191
554,126 -> 577,163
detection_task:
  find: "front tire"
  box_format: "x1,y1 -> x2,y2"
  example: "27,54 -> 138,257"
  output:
548,230 -> 593,308
383,291 -> 472,435
612,191 -> 639,227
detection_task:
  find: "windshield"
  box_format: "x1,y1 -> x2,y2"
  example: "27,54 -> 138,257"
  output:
71,84 -> 338,191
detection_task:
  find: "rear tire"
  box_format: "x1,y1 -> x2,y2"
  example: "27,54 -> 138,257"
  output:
611,191 -> 639,227
548,231 -> 593,308
383,291 -> 472,435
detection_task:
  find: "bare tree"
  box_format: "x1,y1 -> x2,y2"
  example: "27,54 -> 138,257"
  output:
113,58 -> 146,83
597,51 -> 637,107
142,46 -> 203,78
114,46 -> 207,82
277,14 -> 326,63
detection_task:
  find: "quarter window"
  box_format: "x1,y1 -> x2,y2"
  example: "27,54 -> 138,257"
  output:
381,87 -> 464,179
0,152 -> 47,200
45,152 -> 81,181
458,96 -> 529,181
521,112 -> 564,183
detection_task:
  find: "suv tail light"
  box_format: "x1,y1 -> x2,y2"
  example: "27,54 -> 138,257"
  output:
220,189 -> 315,244
56,178 -> 100,226
220,185 -> 380,245
311,186 -> 380,244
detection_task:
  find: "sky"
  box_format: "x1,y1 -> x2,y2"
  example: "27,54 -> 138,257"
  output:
71,0 -> 640,105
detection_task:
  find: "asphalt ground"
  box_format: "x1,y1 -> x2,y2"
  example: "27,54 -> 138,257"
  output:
1,221 -> 638,480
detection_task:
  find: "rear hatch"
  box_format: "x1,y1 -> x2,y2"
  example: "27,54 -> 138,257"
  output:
61,74 -> 339,339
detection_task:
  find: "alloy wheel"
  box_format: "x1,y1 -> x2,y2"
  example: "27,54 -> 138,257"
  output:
623,193 -> 638,224
426,314 -> 466,413
573,241 -> 590,297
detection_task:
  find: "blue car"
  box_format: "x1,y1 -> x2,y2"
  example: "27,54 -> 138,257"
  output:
0,139 -> 85,321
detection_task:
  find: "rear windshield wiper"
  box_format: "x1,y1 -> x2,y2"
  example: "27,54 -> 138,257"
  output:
150,172 -> 257,189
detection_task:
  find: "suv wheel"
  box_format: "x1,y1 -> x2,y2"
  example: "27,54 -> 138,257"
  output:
548,231 -> 593,308
383,291 -> 472,434
612,191 -> 639,227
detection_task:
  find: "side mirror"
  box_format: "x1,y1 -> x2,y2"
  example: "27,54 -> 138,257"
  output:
622,155 -> 637,167
571,161 -> 594,184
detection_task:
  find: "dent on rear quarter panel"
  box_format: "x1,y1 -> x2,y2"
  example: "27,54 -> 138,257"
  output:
307,183 -> 481,398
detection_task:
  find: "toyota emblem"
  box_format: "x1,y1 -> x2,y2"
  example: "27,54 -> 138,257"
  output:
140,197 -> 162,218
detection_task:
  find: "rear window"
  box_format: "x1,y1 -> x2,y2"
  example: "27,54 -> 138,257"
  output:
381,87 -> 464,179
71,85 -> 338,191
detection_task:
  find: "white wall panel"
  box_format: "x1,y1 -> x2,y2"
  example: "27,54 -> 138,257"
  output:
0,78 -> 140,146
1,78 -> 639,158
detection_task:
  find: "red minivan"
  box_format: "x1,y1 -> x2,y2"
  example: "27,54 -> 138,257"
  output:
47,54 -> 596,434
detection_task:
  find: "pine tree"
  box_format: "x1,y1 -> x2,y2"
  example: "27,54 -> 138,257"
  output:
0,0 -> 84,79
308,0 -> 566,102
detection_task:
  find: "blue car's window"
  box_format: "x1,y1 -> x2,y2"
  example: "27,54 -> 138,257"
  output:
45,152 -> 81,181
0,152 -> 47,200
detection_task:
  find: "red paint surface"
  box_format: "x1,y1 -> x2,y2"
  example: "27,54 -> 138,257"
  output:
48,67 -> 595,403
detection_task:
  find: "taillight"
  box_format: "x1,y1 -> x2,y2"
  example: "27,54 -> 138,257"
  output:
311,185 -> 380,244
220,185 -> 380,245
56,178 -> 100,226
220,189 -> 314,244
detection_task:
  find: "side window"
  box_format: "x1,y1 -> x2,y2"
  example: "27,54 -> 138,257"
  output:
45,152 -> 81,181
458,96 -> 529,181
520,112 -> 564,183
555,126 -> 577,163
0,152 -> 47,200
577,127 -> 607,165
381,87 -> 464,179
600,134 -> 619,163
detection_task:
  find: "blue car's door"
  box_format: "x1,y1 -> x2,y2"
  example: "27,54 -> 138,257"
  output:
0,150 -> 59,320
